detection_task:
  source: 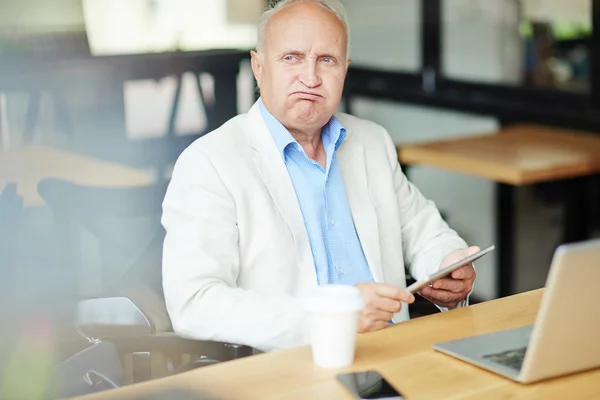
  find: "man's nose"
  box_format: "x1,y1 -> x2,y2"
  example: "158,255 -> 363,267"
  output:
299,59 -> 321,88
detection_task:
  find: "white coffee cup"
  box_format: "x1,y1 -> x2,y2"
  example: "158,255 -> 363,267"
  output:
303,285 -> 364,368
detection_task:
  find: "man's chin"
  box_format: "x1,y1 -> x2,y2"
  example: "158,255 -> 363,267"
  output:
291,111 -> 328,128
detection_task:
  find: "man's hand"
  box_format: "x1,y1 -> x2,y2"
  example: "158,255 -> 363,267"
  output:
355,283 -> 415,333
418,246 -> 479,309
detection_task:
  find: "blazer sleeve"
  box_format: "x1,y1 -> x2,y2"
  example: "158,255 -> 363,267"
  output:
381,129 -> 469,292
161,147 -> 307,352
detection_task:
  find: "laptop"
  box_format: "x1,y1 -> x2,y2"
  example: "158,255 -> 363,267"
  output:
433,239 -> 600,384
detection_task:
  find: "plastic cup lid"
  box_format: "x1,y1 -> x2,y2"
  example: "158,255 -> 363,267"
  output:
303,284 -> 364,313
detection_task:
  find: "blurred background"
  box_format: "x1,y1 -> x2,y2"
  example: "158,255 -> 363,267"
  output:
0,0 -> 599,398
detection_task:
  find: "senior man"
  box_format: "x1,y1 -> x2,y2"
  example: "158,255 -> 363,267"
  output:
162,0 -> 479,352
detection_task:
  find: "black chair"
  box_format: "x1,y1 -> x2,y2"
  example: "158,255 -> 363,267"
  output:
57,341 -> 124,398
38,178 -> 167,299
57,338 -> 217,399
38,178 -> 252,387
73,296 -> 243,382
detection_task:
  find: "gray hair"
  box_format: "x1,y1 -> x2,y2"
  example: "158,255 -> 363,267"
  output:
256,0 -> 351,61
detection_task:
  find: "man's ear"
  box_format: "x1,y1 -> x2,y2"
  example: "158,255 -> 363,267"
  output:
250,51 -> 262,88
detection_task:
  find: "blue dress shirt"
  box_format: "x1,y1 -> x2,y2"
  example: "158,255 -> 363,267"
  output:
258,99 -> 374,285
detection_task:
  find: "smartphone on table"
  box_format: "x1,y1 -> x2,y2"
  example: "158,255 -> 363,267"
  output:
406,245 -> 495,294
337,370 -> 404,399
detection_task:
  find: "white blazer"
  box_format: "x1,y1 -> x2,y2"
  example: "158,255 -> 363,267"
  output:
161,101 -> 467,352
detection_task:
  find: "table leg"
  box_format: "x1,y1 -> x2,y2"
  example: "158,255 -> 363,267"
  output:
0,92 -> 4,151
53,92 -> 75,141
23,91 -> 41,144
167,75 -> 183,137
562,177 -> 590,243
400,163 -> 412,177
211,68 -> 239,131
496,183 -> 517,298
591,175 -> 600,234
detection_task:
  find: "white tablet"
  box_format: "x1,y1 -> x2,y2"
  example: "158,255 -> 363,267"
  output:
406,245 -> 495,294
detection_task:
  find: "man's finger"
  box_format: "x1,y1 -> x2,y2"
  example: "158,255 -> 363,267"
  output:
369,320 -> 389,332
465,245 -> 481,257
374,297 -> 402,314
420,286 -> 463,304
374,283 -> 415,303
448,246 -> 481,263
432,278 -> 465,293
451,265 -> 475,280
374,320 -> 389,331
358,318 -> 389,333
362,309 -> 394,324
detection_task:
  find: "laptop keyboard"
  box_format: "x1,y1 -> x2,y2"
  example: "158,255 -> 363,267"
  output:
483,347 -> 527,370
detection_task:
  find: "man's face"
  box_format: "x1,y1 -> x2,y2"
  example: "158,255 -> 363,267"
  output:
251,2 -> 349,132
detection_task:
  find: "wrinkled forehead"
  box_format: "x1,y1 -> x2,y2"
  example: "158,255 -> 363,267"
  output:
264,4 -> 348,58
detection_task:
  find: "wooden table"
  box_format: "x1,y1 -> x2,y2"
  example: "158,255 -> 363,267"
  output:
69,289 -> 600,400
397,124 -> 600,297
0,145 -> 155,207
397,124 -> 600,185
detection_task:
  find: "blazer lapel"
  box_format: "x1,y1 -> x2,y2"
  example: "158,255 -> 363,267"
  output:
245,103 -> 318,289
336,129 -> 384,283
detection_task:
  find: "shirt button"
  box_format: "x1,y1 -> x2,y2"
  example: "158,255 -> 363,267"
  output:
339,268 -> 346,275
330,219 -> 336,226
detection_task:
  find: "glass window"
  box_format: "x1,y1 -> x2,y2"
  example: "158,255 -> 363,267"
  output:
0,0 -> 89,57
443,0 -> 592,92
83,0 -> 263,56
0,0 -> 85,33
342,0 -> 421,72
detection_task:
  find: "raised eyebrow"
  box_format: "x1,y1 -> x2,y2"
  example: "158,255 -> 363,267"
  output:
279,50 -> 307,58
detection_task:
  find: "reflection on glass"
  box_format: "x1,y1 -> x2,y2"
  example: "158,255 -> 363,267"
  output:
443,0 -> 592,92
82,0 -> 262,56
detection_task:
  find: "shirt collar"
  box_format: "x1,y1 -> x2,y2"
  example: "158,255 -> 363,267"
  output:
258,97 -> 347,159
323,113 -> 347,152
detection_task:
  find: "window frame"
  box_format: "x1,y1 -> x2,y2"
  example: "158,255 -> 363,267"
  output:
344,0 -> 600,131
